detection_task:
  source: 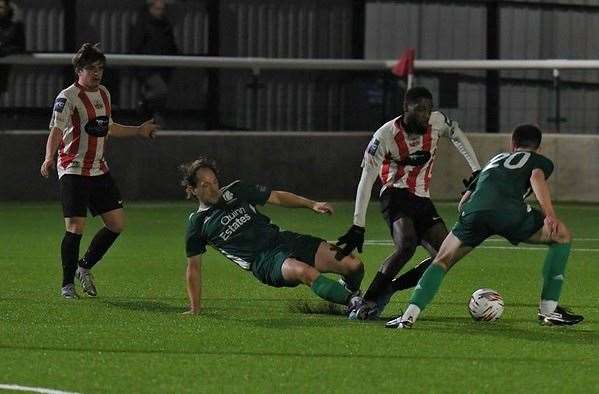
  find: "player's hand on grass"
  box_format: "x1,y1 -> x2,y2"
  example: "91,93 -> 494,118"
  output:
139,118 -> 159,139
40,158 -> 55,178
336,225 -> 365,256
312,202 -> 334,215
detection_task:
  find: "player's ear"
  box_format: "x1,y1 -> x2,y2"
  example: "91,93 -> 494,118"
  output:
185,185 -> 196,199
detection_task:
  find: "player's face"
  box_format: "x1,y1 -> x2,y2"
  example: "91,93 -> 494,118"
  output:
403,98 -> 432,135
77,61 -> 104,90
194,168 -> 221,205
0,1 -> 8,18
149,0 -> 166,19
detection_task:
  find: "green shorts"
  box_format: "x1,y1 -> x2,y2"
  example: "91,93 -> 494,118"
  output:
452,206 -> 544,247
251,231 -> 324,287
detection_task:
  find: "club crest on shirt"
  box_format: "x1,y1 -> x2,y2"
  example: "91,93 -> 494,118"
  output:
93,100 -> 104,110
222,190 -> 234,202
408,136 -> 420,147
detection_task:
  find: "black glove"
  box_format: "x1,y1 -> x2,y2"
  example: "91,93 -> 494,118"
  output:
336,225 -> 365,258
462,169 -> 481,189
396,150 -> 431,167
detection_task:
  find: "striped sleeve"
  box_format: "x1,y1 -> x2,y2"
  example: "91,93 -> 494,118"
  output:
354,124 -> 392,227
432,112 -> 480,171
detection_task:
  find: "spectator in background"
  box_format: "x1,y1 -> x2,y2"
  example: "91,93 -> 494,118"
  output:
0,0 -> 25,93
131,0 -> 178,125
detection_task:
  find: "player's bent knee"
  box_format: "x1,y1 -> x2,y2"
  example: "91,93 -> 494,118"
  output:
107,222 -> 125,234
105,217 -> 125,233
395,233 -> 418,246
300,266 -> 320,286
556,223 -> 572,243
283,259 -> 319,286
393,235 -> 418,254
344,256 -> 364,275
65,219 -> 85,234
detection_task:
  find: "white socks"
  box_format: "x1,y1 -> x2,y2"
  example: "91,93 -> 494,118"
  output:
540,299 -> 557,315
402,304 -> 421,322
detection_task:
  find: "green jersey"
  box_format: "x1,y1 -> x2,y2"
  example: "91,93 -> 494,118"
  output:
185,180 -> 278,270
463,150 -> 554,214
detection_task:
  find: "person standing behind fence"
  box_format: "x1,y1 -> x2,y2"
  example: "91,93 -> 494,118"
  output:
131,0 -> 178,126
40,43 -> 159,299
0,0 -> 25,93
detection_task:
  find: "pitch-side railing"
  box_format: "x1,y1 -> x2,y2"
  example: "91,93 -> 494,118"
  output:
3,54 -> 599,131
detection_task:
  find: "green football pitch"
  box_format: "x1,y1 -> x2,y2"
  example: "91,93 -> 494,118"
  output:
1,201 -> 598,393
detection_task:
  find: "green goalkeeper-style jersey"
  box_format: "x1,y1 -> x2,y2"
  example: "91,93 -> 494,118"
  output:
185,180 -> 278,269
463,150 -> 554,214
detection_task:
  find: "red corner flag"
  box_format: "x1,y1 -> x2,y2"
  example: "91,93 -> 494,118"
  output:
392,48 -> 415,88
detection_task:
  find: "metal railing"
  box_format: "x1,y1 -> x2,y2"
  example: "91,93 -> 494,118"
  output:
4,53 -> 599,70
2,54 -> 598,132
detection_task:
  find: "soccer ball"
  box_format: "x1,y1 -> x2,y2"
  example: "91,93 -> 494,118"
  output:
468,288 -> 504,321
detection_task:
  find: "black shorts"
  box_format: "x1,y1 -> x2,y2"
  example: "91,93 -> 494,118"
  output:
379,187 -> 444,238
59,173 -> 123,218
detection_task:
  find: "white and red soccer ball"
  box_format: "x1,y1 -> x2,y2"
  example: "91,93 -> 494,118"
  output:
468,288 -> 504,321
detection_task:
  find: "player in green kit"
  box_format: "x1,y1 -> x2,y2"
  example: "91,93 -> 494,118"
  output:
180,157 -> 365,315
386,124 -> 584,328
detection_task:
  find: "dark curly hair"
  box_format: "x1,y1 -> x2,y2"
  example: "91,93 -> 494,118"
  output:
72,43 -> 106,72
404,86 -> 433,105
179,157 -> 219,199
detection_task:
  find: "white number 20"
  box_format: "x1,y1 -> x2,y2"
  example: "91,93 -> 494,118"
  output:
483,151 -> 531,172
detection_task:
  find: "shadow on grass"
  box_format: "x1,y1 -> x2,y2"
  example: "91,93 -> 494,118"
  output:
418,316 -> 598,345
102,300 -> 184,313
288,300 -> 347,316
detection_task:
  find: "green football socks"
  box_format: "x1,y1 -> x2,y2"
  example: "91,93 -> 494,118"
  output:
409,263 -> 447,310
311,275 -> 353,305
541,242 -> 571,301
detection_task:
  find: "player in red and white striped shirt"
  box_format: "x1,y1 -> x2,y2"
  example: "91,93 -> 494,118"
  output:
41,43 -> 158,299
337,87 -> 481,319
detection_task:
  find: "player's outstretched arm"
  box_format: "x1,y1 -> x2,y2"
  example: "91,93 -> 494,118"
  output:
109,119 -> 159,139
183,255 -> 202,315
267,190 -> 333,214
40,127 -> 63,178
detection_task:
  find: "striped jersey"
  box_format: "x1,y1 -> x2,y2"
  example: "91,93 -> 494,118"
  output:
353,111 -> 480,227
49,82 -> 114,178
362,112 -> 479,197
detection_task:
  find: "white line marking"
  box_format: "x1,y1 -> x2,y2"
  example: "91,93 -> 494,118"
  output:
0,384 -> 80,394
482,237 -> 599,242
